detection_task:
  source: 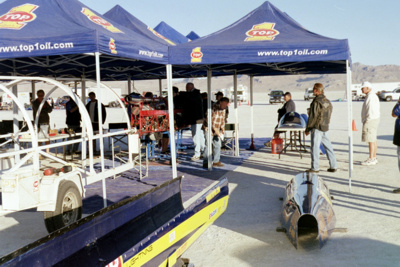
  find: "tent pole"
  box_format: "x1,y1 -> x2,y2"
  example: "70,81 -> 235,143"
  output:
249,75 -> 256,150
127,77 -> 132,95
95,52 -> 107,207
207,69 -> 212,170
159,79 -> 162,97
31,81 -> 35,103
346,60 -> 353,192
234,71 -> 239,156
166,64 -> 177,178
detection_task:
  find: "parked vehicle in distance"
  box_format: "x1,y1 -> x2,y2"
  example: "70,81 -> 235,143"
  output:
379,87 -> 400,101
304,88 -> 315,101
269,90 -> 284,104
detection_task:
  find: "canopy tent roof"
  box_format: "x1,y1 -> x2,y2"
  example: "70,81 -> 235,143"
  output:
103,5 -> 176,46
0,0 -> 170,80
154,21 -> 190,44
170,1 -> 351,76
186,31 -> 200,41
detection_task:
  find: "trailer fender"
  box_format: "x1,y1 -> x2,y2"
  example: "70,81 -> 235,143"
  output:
37,171 -> 83,212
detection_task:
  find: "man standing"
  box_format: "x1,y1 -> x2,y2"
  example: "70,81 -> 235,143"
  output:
361,81 -> 380,165
305,83 -> 337,173
183,82 -> 205,161
203,97 -> 229,168
65,96 -> 81,155
86,92 -> 106,154
32,89 -> 53,154
392,98 -> 400,193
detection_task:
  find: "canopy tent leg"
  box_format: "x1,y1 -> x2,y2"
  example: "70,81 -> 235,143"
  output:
233,72 -> 239,156
12,85 -> 20,162
159,79 -> 163,98
127,77 -> 132,95
95,52 -> 107,208
207,69 -> 213,170
31,81 -> 36,103
346,60 -> 353,192
166,64 -> 177,178
248,75 -> 256,150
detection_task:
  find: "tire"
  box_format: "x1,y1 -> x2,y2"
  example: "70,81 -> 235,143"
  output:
386,96 -> 392,101
44,180 -> 82,233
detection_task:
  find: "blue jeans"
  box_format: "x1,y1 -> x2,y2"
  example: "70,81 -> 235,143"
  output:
67,125 -> 80,153
311,129 -> 337,170
203,133 -> 222,163
397,146 -> 400,172
191,123 -> 205,157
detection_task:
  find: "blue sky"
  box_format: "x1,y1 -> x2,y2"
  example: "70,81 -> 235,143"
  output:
2,0 -> 399,66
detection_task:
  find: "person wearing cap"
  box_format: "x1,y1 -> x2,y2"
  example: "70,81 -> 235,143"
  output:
392,97 -> 400,193
361,81 -> 380,166
305,83 -> 337,173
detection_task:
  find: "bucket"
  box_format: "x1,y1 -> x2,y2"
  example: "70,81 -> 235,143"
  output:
271,138 -> 283,154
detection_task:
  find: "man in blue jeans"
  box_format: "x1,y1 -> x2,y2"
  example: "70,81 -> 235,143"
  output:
305,83 -> 337,173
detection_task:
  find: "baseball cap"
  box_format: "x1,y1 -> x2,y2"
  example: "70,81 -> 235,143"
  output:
361,81 -> 372,89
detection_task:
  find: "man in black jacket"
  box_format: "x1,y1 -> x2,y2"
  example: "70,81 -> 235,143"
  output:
305,83 -> 337,173
86,92 -> 106,154
66,96 -> 81,155
183,82 -> 205,161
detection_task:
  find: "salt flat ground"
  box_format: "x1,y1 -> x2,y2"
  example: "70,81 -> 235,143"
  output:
1,91 -> 400,266
182,91 -> 400,266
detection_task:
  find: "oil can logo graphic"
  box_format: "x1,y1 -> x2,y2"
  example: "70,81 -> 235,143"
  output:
109,38 -> 117,54
0,4 -> 39,30
81,7 -> 123,33
245,22 -> 279,41
191,47 -> 203,63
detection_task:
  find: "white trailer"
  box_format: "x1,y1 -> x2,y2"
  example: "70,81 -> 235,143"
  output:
0,77 -> 138,233
228,84 -> 248,102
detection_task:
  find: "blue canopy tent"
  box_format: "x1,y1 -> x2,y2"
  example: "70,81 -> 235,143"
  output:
103,5 -> 176,46
0,0 -> 170,80
0,0 -> 179,199
154,21 -> 190,44
169,1 -> 353,189
186,31 -> 200,41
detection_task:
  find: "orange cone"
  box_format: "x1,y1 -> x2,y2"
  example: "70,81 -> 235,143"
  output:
352,120 -> 358,131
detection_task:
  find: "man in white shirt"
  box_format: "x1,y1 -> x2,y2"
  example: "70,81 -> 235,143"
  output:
361,81 -> 380,165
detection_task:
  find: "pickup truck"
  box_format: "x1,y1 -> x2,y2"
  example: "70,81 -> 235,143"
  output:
379,88 -> 400,101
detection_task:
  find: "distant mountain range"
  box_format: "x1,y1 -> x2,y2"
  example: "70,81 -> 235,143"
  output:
6,63 -> 400,97
166,63 -> 400,93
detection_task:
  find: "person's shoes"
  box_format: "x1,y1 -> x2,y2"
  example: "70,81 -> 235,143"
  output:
327,168 -> 337,172
361,158 -> 377,166
191,155 -> 200,161
305,169 -> 319,173
212,162 -> 224,167
393,188 -> 400,194
374,158 -> 378,164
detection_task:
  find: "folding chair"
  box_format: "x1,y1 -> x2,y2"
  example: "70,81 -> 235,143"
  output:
224,123 -> 237,155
